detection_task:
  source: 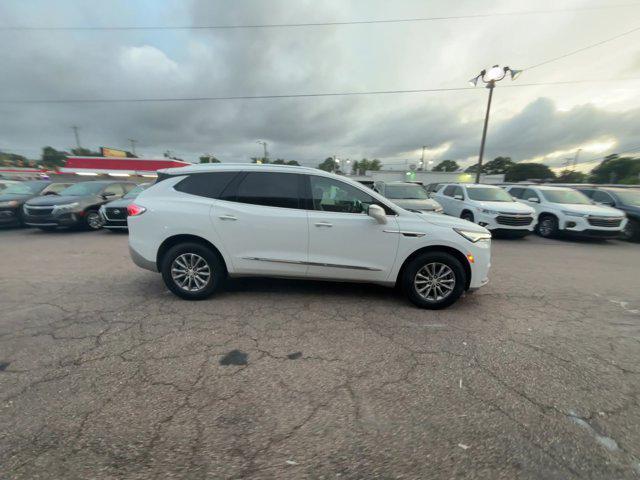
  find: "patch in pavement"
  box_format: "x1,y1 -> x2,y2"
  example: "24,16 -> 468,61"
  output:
219,350 -> 248,366
0,361 -> 10,371
287,352 -> 303,360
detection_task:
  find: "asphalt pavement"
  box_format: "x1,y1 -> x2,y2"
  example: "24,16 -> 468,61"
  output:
0,228 -> 639,479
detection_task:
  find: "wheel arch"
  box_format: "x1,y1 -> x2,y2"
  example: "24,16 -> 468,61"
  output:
156,234 -> 228,274
396,245 -> 471,290
460,209 -> 474,219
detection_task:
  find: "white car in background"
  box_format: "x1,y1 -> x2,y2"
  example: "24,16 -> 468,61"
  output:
128,164 -> 492,309
505,185 -> 627,239
433,183 -> 536,237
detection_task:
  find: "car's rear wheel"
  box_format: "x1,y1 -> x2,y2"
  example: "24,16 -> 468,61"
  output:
536,215 -> 559,238
84,210 -> 103,230
161,243 -> 225,300
402,252 -> 466,309
621,218 -> 640,242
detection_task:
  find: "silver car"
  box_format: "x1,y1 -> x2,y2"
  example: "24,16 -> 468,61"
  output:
374,181 -> 443,213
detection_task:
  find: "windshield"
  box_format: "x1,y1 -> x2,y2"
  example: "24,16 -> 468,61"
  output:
385,185 -> 428,200
613,189 -> 640,207
59,182 -> 106,196
1,182 -> 44,195
541,189 -> 591,205
466,187 -> 513,202
123,185 -> 146,199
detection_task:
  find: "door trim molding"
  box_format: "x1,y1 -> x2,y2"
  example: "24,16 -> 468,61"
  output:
242,257 -> 382,271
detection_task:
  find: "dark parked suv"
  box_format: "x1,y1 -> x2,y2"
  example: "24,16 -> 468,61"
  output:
577,187 -> 640,241
0,181 -> 71,227
99,183 -> 150,230
23,181 -> 136,231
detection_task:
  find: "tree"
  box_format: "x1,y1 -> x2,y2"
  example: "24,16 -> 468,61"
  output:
483,156 -> 514,174
590,154 -> 640,184
0,151 -> 30,167
318,157 -> 338,172
41,146 -> 68,169
352,158 -> 381,175
71,147 -> 102,157
199,155 -> 220,164
555,169 -> 588,183
433,160 -> 459,172
504,163 -> 556,182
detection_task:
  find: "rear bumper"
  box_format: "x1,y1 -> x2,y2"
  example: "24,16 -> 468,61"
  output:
129,245 -> 158,272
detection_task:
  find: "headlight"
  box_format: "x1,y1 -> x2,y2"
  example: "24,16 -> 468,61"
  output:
53,202 -> 80,212
479,208 -> 498,215
454,228 -> 492,243
434,207 -> 444,213
561,210 -> 588,217
0,200 -> 19,208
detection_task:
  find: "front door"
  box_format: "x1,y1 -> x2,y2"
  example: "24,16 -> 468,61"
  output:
211,171 -> 309,276
305,175 -> 400,283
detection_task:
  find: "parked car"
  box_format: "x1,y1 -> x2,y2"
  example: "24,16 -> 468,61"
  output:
128,165 -> 492,309
433,183 -> 536,237
425,183 -> 444,198
40,182 -> 74,196
0,181 -> 58,227
99,183 -> 151,230
373,181 -> 443,214
23,181 -> 137,231
505,185 -> 627,239
0,180 -> 21,192
577,186 -> 640,241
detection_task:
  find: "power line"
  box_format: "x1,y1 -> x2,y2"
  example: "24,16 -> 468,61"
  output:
2,4 -> 639,31
525,25 -> 640,71
1,78 -> 638,105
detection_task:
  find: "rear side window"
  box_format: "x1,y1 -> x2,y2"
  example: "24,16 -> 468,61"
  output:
453,186 -> 464,198
443,185 -> 456,196
174,172 -> 238,199
235,172 -> 301,209
522,188 -> 539,201
509,187 -> 524,198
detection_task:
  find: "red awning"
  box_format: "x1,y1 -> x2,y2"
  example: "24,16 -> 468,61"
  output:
60,156 -> 191,175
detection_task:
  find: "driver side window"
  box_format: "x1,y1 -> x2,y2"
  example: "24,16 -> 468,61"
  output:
309,176 -> 377,214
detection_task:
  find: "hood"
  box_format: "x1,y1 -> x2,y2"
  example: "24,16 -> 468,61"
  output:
474,201 -> 534,214
0,193 -> 33,204
391,198 -> 442,211
557,203 -> 625,217
25,195 -> 90,206
104,197 -> 134,208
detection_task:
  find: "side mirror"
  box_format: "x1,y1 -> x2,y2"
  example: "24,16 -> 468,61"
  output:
598,201 -> 614,206
368,204 -> 387,224
527,197 -> 540,203
454,194 -> 463,200
102,192 -> 116,199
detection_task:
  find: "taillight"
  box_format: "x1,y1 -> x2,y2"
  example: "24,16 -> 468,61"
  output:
127,204 -> 147,216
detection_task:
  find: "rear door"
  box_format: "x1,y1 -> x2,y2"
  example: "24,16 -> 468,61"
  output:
211,171 -> 309,276
448,186 -> 466,217
305,174 -> 399,283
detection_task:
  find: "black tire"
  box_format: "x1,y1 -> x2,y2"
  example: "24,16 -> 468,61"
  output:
461,211 -> 474,223
536,214 -> 559,238
84,210 -> 103,231
38,226 -> 57,232
402,252 -> 466,309
621,218 -> 640,242
161,242 -> 225,300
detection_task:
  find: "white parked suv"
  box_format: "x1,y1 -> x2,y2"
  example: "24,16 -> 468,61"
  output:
504,185 -> 627,239
128,164 -> 492,309
433,183 -> 536,237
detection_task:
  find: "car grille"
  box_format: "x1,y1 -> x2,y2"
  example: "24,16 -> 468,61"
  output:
26,206 -> 54,216
496,214 -> 533,226
588,217 -> 622,228
105,207 -> 127,220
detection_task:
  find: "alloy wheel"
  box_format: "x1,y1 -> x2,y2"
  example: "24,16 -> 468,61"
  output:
171,253 -> 211,292
86,212 -> 104,230
538,218 -> 554,236
414,262 -> 456,302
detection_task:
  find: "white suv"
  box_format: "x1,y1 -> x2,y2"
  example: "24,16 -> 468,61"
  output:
433,183 -> 536,237
505,185 -> 627,239
128,164 -> 491,309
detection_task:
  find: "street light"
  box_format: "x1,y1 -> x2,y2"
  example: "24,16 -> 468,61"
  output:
256,140 -> 268,164
469,65 -> 522,183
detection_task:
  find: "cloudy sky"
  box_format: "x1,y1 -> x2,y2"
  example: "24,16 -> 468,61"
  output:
1,0 -> 640,172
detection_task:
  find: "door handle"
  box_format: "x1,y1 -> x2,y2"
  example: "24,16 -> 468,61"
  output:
219,215 -> 237,221
315,222 -> 333,227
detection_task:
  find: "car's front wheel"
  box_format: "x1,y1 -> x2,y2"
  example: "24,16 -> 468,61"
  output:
402,252 -> 466,309
161,243 -> 225,300
84,210 -> 103,231
621,218 -> 640,242
536,215 -> 559,238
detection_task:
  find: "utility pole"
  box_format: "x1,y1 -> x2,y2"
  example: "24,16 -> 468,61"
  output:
420,145 -> 427,171
71,126 -> 81,149
256,140 -> 268,163
572,148 -> 582,171
128,138 -> 137,156
475,83 -> 494,184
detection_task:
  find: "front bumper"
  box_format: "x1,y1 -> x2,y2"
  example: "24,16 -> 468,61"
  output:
560,216 -> 626,236
23,207 -> 84,228
476,211 -> 535,231
466,239 -> 491,290
0,208 -> 21,226
99,207 -> 129,229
